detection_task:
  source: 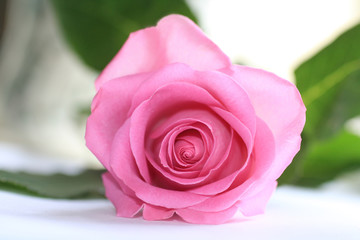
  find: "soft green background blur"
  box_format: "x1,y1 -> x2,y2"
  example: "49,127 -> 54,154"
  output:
0,0 -> 360,193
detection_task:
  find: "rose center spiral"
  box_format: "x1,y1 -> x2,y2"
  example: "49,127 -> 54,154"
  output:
174,129 -> 204,164
177,142 -> 195,161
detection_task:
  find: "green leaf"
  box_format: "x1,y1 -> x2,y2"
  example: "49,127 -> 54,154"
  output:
279,23 -> 360,186
51,0 -> 197,71
295,130 -> 360,186
0,169 -> 106,199
295,23 -> 360,139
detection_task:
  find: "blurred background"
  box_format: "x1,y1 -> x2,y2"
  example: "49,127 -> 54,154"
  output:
0,0 -> 359,188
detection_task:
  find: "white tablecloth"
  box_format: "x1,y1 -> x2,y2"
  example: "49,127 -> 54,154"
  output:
0,143 -> 359,239
1,186 -> 359,240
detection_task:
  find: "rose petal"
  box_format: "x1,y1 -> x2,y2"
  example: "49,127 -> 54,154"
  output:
149,112 -> 214,173
135,86 -> 251,192
188,118 -> 276,212
85,72 -> 149,169
128,63 -> 257,137
95,14 -> 231,90
147,128 -> 232,188
151,116 -> 214,154
110,120 -> 209,209
188,133 -> 246,195
153,122 -> 211,179
223,65 -> 306,179
152,107 -> 232,177
175,130 -> 204,163
143,204 -> 175,221
169,127 -> 204,169
176,205 -> 239,225
212,107 -> 253,155
159,125 -> 204,177
130,82 -> 223,183
102,172 -> 143,217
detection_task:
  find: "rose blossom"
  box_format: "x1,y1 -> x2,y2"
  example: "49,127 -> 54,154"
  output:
85,14 -> 306,224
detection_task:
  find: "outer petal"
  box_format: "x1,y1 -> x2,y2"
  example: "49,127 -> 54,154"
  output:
95,15 -> 231,90
85,72 -> 149,169
102,172 -> 143,217
143,205 -> 175,221
223,65 -> 306,179
176,205 -> 239,225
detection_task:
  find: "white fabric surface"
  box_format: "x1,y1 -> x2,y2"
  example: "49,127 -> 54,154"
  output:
1,187 -> 359,240
0,143 -> 360,239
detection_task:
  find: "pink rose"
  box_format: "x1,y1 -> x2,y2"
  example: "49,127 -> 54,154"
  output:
85,15 -> 305,224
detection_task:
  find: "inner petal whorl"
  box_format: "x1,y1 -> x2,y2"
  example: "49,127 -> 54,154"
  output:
174,129 -> 204,165
176,139 -> 195,162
